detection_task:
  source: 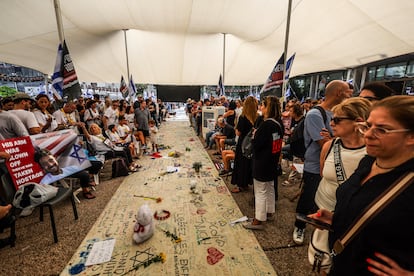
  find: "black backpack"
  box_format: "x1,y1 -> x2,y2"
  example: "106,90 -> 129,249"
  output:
241,129 -> 254,159
112,158 -> 129,178
290,106 -> 327,159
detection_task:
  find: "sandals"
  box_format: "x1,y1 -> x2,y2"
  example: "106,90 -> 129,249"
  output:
83,192 -> 96,199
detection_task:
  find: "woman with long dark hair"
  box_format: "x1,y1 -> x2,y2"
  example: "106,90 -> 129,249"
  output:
230,96 -> 258,193
243,96 -> 284,230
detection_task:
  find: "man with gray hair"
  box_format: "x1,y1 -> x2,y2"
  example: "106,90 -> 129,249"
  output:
292,80 -> 350,245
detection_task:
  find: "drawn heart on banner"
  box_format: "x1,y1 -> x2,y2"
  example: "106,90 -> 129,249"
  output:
207,247 -> 224,265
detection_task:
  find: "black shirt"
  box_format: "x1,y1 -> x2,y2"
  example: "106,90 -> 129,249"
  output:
329,156 -> 414,275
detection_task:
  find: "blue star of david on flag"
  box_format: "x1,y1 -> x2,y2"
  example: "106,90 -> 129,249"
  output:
70,144 -> 88,164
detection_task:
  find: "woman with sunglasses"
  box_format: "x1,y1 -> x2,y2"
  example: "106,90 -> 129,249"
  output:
309,97 -> 371,274
309,96 -> 414,275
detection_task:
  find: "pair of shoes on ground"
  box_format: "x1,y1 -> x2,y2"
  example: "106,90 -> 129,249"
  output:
83,191 -> 96,199
293,226 -> 305,244
243,214 -> 275,230
243,218 -> 265,230
219,169 -> 231,176
231,186 -> 245,193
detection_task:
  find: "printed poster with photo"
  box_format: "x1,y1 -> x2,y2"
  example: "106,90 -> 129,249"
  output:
0,129 -> 91,188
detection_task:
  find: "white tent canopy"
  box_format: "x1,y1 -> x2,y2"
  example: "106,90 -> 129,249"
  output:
1,0 -> 413,86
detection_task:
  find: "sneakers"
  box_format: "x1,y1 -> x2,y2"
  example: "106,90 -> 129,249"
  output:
19,207 -> 34,217
293,227 -> 305,245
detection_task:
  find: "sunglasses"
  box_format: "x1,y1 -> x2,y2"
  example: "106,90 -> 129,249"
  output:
331,117 -> 354,124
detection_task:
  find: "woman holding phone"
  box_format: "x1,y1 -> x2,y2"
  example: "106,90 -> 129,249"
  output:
307,97 -> 371,274
309,96 -> 414,275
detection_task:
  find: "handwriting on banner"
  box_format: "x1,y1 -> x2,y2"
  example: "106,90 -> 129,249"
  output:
0,136 -> 44,188
195,216 -> 226,247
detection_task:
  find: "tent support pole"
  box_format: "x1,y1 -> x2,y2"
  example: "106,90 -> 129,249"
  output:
282,0 -> 293,98
53,0 -> 64,43
123,29 -> 130,83
222,33 -> 226,95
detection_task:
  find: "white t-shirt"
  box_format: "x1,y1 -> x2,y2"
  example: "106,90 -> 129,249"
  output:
118,124 -> 131,140
83,108 -> 101,127
149,125 -> 158,144
8,109 -> 40,132
53,109 -> 80,134
104,107 -> 119,126
33,109 -> 58,132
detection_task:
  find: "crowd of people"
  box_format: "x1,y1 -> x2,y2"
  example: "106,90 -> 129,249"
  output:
192,83 -> 413,275
0,93 -> 168,219
1,82 -> 413,275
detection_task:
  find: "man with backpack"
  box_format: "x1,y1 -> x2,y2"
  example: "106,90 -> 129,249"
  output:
292,80 -> 351,245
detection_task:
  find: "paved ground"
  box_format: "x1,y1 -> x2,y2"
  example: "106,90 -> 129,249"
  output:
205,147 -> 315,276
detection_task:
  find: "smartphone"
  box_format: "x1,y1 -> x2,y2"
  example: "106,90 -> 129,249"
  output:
296,213 -> 333,232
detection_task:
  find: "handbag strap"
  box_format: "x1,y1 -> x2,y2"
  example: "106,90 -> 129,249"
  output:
265,118 -> 282,130
332,138 -> 347,184
332,171 -> 414,256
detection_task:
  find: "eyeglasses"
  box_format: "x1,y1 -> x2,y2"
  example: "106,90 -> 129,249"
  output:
357,123 -> 412,138
331,117 -> 353,124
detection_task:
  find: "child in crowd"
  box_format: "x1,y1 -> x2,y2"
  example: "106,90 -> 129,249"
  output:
148,119 -> 159,153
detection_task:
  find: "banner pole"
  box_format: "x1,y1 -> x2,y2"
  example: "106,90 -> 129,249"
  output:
123,29 -> 130,83
282,0 -> 293,98
53,0 -> 65,43
222,33 -> 226,96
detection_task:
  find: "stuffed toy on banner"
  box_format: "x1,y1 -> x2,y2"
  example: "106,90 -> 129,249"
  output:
133,204 -> 154,244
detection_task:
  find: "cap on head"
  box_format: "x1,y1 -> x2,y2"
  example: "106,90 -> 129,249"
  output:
13,92 -> 34,103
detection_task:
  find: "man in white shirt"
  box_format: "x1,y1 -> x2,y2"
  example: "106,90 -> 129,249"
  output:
53,101 -> 82,134
102,100 -> 119,130
8,93 -> 41,135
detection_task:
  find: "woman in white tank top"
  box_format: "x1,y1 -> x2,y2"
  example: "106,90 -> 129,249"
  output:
311,97 -> 372,274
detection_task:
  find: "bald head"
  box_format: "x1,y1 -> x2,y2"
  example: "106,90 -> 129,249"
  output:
324,80 -> 350,105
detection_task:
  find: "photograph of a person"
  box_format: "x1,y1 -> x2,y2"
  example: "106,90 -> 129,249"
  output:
34,148 -> 96,199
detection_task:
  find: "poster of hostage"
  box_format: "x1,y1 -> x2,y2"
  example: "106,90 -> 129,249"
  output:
0,129 -> 91,188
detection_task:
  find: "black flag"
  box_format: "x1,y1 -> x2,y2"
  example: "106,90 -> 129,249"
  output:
61,40 -> 81,101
